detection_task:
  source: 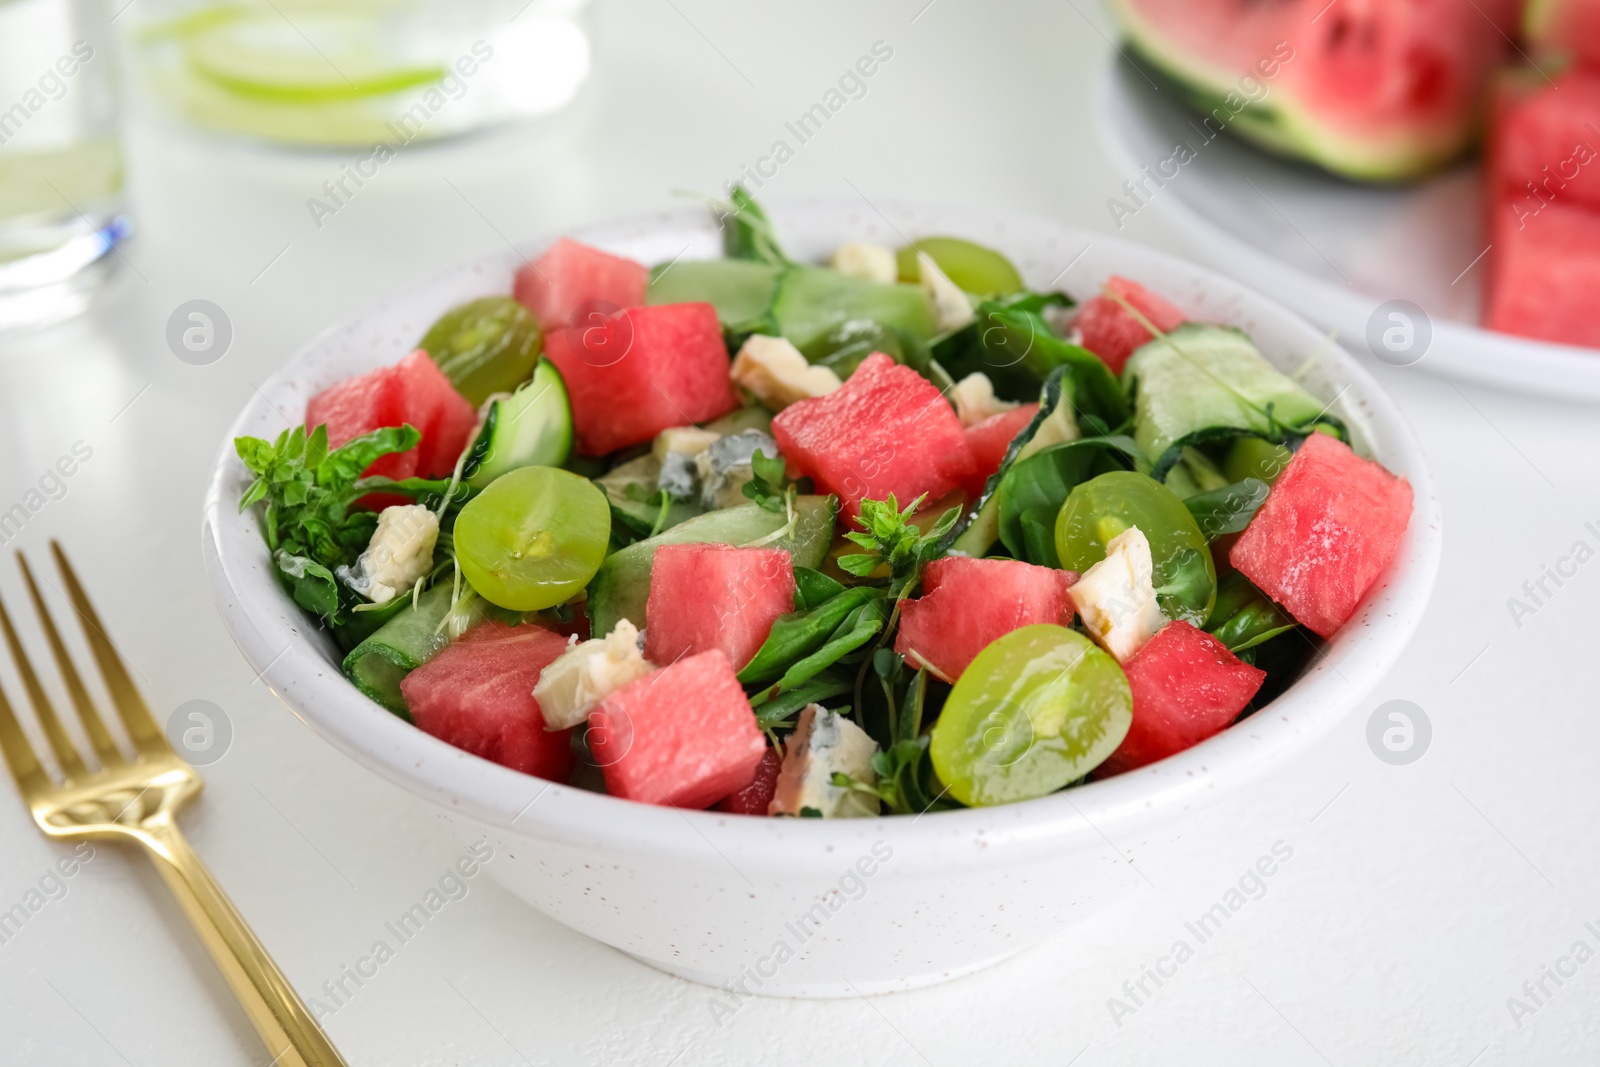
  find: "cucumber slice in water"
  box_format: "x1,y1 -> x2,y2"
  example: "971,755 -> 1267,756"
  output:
463,360 -> 572,489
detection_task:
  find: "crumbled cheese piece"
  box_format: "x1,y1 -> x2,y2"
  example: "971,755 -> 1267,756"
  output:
1068,526 -> 1167,663
769,705 -> 880,818
694,429 -> 779,510
829,242 -> 898,284
337,505 -> 438,604
652,425 -> 720,463
918,251 -> 974,332
730,335 -> 841,411
949,371 -> 1019,428
657,453 -> 698,501
532,619 -> 656,731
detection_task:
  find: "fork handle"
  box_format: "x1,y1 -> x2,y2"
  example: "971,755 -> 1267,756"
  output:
136,819 -> 348,1067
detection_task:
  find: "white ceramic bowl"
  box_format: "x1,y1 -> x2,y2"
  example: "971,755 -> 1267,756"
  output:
202,201 -> 1441,998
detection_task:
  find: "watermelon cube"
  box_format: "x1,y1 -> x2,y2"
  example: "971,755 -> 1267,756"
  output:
771,352 -> 975,521
306,350 -> 477,481
644,543 -> 796,672
1488,70 -> 1600,217
588,650 -> 766,809
1074,276 -> 1185,374
1097,620 -> 1265,776
963,402 -> 1039,496
1230,433 -> 1413,638
1485,202 -> 1600,348
399,621 -> 575,781
894,556 -> 1078,682
715,746 -> 782,815
544,302 -> 740,455
513,237 -> 650,331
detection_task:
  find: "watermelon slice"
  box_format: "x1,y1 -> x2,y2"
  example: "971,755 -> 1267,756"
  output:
588,650 -> 766,809
1074,276 -> 1184,374
1109,0 -> 1517,180
306,350 -> 477,509
1483,71 -> 1600,348
1526,0 -> 1600,70
1097,620 -> 1265,776
715,746 -> 783,815
963,403 -> 1040,495
894,556 -> 1078,683
644,543 -> 795,672
513,237 -> 650,331
1230,433 -> 1412,638
771,352 -> 975,521
544,302 -> 740,455
399,621 -> 575,781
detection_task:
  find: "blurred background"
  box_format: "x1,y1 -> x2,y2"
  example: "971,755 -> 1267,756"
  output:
2,1 -> 1598,1064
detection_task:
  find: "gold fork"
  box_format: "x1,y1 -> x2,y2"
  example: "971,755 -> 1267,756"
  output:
0,541 -> 346,1067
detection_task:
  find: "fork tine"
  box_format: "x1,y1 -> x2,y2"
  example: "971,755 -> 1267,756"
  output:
0,585 -> 87,780
0,670 -> 49,797
18,553 -> 124,769
48,542 -> 167,757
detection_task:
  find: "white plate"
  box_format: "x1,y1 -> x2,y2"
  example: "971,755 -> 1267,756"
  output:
1096,52 -> 1600,400
203,200 -> 1441,996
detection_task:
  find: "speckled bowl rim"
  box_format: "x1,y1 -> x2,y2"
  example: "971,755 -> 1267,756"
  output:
202,199 -> 1441,877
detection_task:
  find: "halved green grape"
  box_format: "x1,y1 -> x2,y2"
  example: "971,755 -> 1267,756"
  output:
930,625 -> 1131,806
894,236 -> 1024,295
419,296 -> 543,408
1053,470 -> 1216,626
454,467 -> 610,611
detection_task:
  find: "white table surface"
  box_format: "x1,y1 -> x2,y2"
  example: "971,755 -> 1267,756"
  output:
3,2 -> 1598,1064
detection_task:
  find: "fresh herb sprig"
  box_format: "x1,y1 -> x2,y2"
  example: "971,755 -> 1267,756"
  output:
837,493 -> 960,596
235,423 -> 462,621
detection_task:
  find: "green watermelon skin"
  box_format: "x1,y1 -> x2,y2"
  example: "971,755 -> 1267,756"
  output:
589,650 -> 766,809
1230,433 -> 1412,638
1097,620 -> 1264,776
1110,0 -> 1517,180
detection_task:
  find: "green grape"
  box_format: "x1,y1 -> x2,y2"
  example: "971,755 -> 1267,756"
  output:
419,296 -> 542,407
929,625 -> 1131,806
1053,470 -> 1216,626
453,467 -> 610,611
1222,436 -> 1293,486
894,236 -> 1024,295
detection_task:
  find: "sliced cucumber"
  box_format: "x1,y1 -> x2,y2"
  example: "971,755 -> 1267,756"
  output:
587,496 -> 838,635
464,360 -> 572,489
772,266 -> 934,352
647,259 -> 781,333
341,582 -> 455,718
1123,324 -> 1340,479
594,454 -> 703,537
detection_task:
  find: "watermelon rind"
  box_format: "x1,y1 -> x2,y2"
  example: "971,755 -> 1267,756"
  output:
1107,0 -> 1479,181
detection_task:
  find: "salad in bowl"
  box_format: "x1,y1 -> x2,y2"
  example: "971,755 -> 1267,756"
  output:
230,189 -> 1415,822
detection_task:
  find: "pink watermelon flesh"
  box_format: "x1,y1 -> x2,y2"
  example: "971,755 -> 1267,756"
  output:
543,302 -> 739,455
963,403 -> 1040,496
644,543 -> 795,672
715,746 -> 782,815
1114,0 -> 1516,178
305,360 -> 417,484
1097,620 -> 1265,776
894,556 -> 1078,683
1074,276 -> 1184,374
1230,433 -> 1412,639
771,352 -> 975,522
399,622 -> 575,782
513,237 -> 650,331
1484,71 -> 1600,348
589,650 -> 766,809
391,350 -> 478,478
